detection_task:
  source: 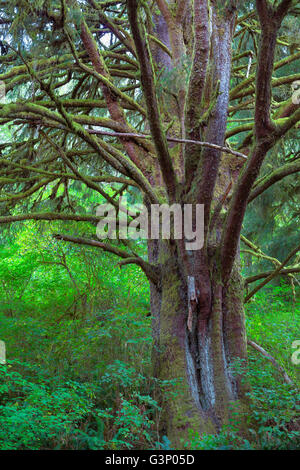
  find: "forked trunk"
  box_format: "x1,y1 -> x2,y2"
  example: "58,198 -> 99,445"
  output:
142,3 -> 251,446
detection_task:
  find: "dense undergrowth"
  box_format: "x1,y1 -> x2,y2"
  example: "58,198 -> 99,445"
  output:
0,223 -> 299,450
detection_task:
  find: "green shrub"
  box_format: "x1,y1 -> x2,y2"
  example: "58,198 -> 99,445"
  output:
0,360 -> 95,449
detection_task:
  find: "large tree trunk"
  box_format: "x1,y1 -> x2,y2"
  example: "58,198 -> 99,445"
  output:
67,4 -> 255,442
140,3 -> 251,446
148,236 -> 250,447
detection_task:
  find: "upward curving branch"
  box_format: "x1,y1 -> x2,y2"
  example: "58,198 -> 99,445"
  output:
248,158 -> 300,202
53,233 -> 161,285
127,0 -> 177,201
221,0 -> 298,284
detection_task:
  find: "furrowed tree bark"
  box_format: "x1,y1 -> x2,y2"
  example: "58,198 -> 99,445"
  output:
128,1 -> 252,446
135,0 -> 297,446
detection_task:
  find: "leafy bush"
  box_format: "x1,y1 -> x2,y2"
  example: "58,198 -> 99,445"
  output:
184,427 -> 253,450
0,359 -> 161,450
0,361 -> 95,449
0,222 -> 298,450
245,357 -> 300,450
73,394 -> 158,450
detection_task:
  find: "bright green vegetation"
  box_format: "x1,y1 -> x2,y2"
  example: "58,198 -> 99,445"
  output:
0,0 -> 299,451
0,222 -> 298,450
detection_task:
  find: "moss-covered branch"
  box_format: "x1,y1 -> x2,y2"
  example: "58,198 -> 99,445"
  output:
244,243 -> 300,303
53,233 -> 160,284
248,159 -> 300,202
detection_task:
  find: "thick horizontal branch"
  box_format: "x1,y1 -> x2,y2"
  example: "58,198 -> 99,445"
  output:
0,212 -> 102,224
0,102 -> 143,136
53,233 -> 160,285
248,158 -> 300,202
226,123 -> 253,139
88,129 -> 248,160
245,267 -> 300,284
244,243 -> 300,302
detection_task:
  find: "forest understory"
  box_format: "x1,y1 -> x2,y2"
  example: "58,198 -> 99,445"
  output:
0,223 -> 299,450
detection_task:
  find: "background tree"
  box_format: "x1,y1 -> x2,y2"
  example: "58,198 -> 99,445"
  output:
0,0 -> 299,445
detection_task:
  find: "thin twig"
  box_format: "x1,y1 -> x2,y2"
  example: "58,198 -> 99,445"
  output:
88,129 -> 248,160
248,339 -> 294,386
